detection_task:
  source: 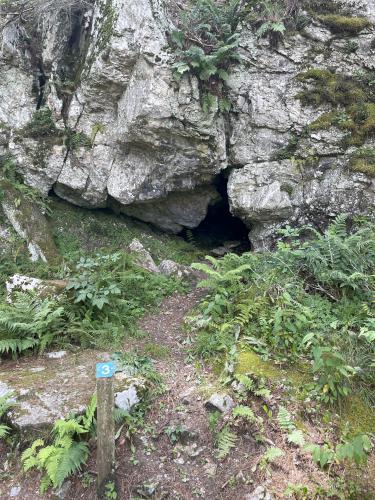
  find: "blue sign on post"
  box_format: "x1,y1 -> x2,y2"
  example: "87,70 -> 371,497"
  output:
96,361 -> 116,379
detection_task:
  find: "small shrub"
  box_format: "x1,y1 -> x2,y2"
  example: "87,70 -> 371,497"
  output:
305,433 -> 372,469
312,347 -> 357,404
22,108 -> 58,138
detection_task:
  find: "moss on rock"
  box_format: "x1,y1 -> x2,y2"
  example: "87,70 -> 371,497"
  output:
349,147 -> 375,176
0,178 -> 60,264
318,14 -> 372,35
21,108 -> 59,138
235,350 -> 309,387
298,69 -> 375,148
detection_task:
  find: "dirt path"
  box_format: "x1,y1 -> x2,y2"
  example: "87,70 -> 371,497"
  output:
112,289 -> 263,500
1,289 -> 331,499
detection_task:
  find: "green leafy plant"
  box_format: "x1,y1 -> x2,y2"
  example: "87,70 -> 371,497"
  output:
164,424 -> 185,444
170,0 -> 242,112
22,394 -> 97,492
0,392 -> 15,439
312,347 -> 357,403
216,425 -> 237,459
104,481 -> 118,499
305,433 -> 372,469
190,216 -> 375,404
0,293 -> 65,358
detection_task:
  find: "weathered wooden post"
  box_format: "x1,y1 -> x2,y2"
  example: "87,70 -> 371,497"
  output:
96,361 -> 116,498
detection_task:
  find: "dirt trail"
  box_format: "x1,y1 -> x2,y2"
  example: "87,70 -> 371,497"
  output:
0,289 -> 328,500
113,289 -> 262,500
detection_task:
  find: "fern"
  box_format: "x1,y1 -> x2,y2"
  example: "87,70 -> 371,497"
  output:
287,429 -> 305,447
260,446 -> 285,469
277,406 -> 295,433
0,293 -> 65,358
232,405 -> 258,423
216,425 -> 237,459
22,394 -> 97,491
0,392 -> 15,439
170,0 -> 242,112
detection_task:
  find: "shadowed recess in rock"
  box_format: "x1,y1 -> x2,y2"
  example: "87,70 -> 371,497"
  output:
180,175 -> 251,253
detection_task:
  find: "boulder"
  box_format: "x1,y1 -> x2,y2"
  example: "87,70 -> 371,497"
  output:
205,393 -> 235,414
0,350 -> 143,436
128,238 -> 160,273
159,259 -> 199,282
6,274 -> 67,303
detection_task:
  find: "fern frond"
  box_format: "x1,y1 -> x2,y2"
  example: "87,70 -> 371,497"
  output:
0,424 -> 11,438
53,419 -> 86,437
277,407 -> 295,433
235,374 -> 254,392
216,425 -> 237,459
262,446 -> 284,464
287,429 -> 305,447
54,442 -> 89,487
232,405 -> 257,422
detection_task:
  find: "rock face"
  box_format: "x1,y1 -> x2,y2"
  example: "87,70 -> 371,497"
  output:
0,178 -> 61,262
0,0 -> 374,247
0,349 -> 142,434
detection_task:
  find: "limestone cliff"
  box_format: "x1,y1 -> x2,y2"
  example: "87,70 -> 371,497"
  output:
0,0 -> 374,249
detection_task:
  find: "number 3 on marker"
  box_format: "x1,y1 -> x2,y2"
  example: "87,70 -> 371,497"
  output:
96,362 -> 116,379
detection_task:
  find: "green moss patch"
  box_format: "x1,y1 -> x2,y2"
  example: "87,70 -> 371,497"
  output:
349,147 -> 375,176
51,197 -> 203,265
236,350 -> 309,387
318,15 -> 372,35
297,70 -> 366,107
298,69 -> 375,147
340,396 -> 375,435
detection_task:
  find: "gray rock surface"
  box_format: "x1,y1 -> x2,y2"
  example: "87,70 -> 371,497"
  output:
0,350 -> 140,434
115,386 -> 140,411
0,178 -> 60,262
0,0 -> 374,245
129,238 -> 160,273
245,485 -> 273,500
205,393 -> 235,414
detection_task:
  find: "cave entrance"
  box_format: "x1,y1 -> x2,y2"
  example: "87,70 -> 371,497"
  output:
181,174 -> 251,254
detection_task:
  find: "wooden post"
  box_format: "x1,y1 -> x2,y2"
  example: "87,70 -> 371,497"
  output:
96,373 -> 115,497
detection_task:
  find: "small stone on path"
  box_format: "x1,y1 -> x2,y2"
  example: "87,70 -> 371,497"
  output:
205,393 -> 235,413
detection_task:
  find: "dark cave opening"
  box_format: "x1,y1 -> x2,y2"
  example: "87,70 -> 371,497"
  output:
180,174 -> 252,253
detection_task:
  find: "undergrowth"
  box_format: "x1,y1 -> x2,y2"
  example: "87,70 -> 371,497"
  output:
190,215 -> 375,406
21,351 -> 162,492
0,250 -> 183,357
